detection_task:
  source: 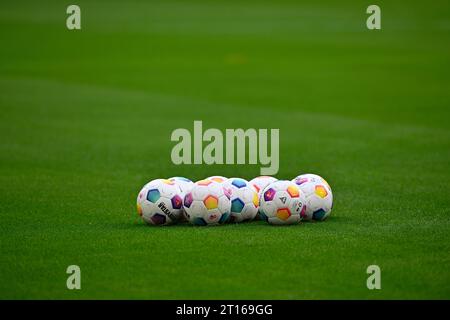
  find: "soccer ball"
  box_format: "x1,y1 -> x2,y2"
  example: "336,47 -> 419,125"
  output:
223,178 -> 259,222
206,176 -> 228,183
183,179 -> 231,226
137,179 -> 184,226
292,174 -> 333,221
259,180 -> 306,225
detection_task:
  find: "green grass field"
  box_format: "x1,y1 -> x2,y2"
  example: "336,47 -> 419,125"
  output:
1,0 -> 449,299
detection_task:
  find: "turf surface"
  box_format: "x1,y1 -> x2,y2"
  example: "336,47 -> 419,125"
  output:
0,0 -> 449,299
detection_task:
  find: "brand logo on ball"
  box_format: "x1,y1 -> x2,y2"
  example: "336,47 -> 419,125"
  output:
292,200 -> 303,213
158,202 -> 176,220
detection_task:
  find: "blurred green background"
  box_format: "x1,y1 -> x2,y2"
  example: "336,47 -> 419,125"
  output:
0,0 -> 449,299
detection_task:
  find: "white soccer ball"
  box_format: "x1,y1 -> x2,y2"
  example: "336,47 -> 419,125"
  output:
206,176 -> 228,184
292,174 -> 333,221
137,179 -> 184,226
183,179 -> 231,226
259,180 -> 306,225
223,178 -> 259,222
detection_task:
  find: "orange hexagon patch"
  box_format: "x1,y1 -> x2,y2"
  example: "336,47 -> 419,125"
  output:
137,203 -> 143,216
315,185 -> 328,198
276,208 -> 291,220
203,195 -> 218,209
197,179 -> 212,186
287,185 -> 299,198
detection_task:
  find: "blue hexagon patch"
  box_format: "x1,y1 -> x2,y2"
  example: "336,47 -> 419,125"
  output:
231,179 -> 247,188
231,198 -> 245,213
312,209 -> 326,221
193,217 -> 207,226
259,211 -> 268,221
219,212 -> 230,224
147,189 -> 160,203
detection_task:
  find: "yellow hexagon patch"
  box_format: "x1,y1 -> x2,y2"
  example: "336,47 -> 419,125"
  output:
203,195 -> 218,209
315,185 -> 328,198
287,185 -> 299,198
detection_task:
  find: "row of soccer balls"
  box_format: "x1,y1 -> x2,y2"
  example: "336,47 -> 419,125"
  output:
136,174 -> 333,226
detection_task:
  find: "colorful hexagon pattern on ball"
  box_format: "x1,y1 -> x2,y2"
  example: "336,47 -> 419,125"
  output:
264,188 -> 276,202
292,173 -> 330,189
292,174 -> 333,222
147,189 -> 160,203
231,198 -> 245,213
315,185 -> 328,198
183,180 -> 231,226
287,185 -> 300,198
184,192 -> 193,208
259,180 -> 306,225
171,194 -> 183,209
136,179 -> 184,226
206,176 -> 228,184
151,213 -> 167,225
196,179 -> 213,186
276,208 -> 291,221
223,178 -> 259,223
231,178 -> 247,188
204,195 -> 219,210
